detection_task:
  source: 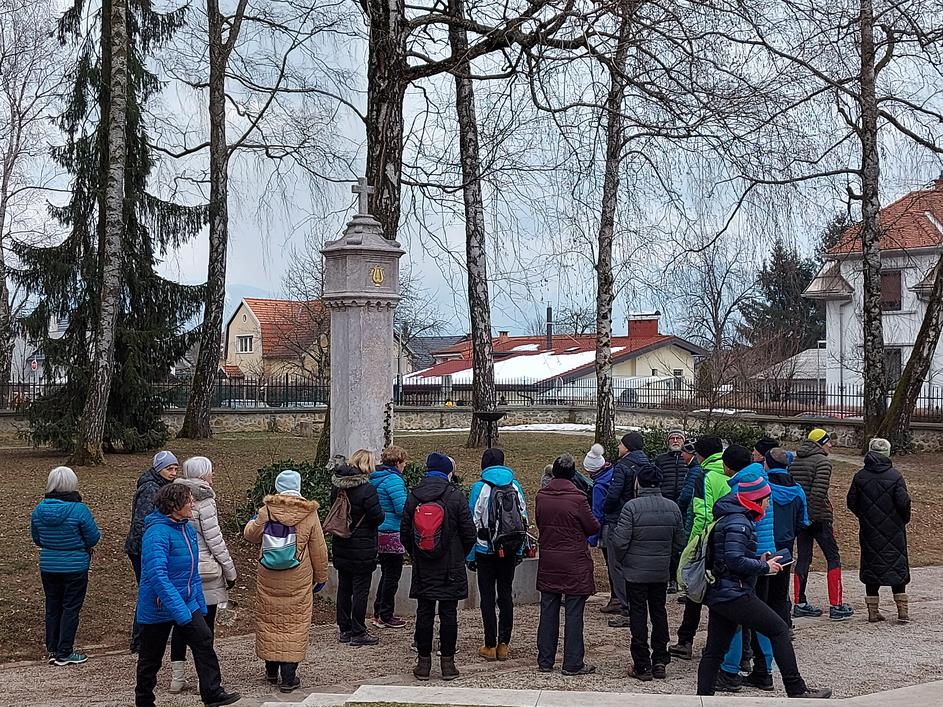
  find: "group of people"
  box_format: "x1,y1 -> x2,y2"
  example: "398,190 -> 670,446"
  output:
27,424 -> 912,705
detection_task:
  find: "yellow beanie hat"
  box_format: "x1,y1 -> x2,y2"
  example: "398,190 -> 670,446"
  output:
808,428 -> 831,446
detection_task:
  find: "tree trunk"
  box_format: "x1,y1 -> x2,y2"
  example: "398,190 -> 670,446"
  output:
180,0 -> 232,439
314,400 -> 331,468
594,14 -> 630,446
365,0 -> 408,241
878,255 -> 943,449
447,0 -> 495,449
858,0 -> 887,441
72,0 -> 128,465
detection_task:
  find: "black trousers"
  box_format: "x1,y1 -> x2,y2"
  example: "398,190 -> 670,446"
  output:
677,596 -> 703,645
697,595 -> 807,697
41,571 -> 89,658
265,660 -> 298,682
135,612 -> 224,707
600,547 -> 615,600
537,592 -> 587,673
336,570 -> 372,636
768,564 -> 793,626
626,581 -> 670,671
795,521 -> 841,604
476,553 -> 517,647
415,598 -> 458,657
170,604 -> 217,661
374,553 -> 404,621
865,582 -> 907,595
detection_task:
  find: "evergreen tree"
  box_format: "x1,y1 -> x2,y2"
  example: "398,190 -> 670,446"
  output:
13,0 -> 205,456
738,238 -> 824,356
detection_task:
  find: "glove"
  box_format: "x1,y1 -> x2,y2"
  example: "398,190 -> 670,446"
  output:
466,560 -> 477,572
313,582 -> 326,594
226,579 -> 236,590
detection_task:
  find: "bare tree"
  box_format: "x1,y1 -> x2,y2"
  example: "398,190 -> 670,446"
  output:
556,304 -> 595,336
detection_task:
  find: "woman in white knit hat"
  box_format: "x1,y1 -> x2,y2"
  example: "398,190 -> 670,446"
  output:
583,444 -> 621,614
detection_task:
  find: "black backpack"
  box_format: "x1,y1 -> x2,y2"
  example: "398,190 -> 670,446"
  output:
486,482 -> 527,558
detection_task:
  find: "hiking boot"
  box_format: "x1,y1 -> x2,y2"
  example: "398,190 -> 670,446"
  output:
740,656 -> 753,674
496,643 -> 510,661
668,642 -> 693,660
414,655 -> 432,681
279,677 -> 301,693
440,656 -> 460,681
789,687 -> 833,699
205,692 -> 241,707
829,604 -> 854,621
54,652 -> 88,666
538,665 -> 554,673
338,631 -> 352,643
894,593 -> 909,623
607,615 -> 630,628
667,580 -> 678,594
793,602 -> 823,618
600,598 -> 623,614
169,660 -> 189,693
715,669 -> 743,692
350,632 -> 379,646
627,665 -> 653,681
744,672 -> 774,691
652,664 -> 667,680
562,664 -> 596,676
478,645 -> 497,661
865,596 -> 885,623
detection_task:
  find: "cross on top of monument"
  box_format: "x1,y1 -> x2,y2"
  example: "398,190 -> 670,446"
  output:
352,177 -> 376,216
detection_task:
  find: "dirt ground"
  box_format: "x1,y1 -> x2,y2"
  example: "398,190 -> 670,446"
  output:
2,431 -> 939,665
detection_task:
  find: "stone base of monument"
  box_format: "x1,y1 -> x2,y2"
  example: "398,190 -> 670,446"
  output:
322,557 -> 539,616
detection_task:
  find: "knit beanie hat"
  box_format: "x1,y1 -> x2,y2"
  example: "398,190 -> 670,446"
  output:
551,454 -> 577,479
621,431 -> 644,451
764,447 -> 791,470
869,437 -> 892,458
694,435 -> 723,458
275,469 -> 302,494
808,428 -> 831,446
737,472 -> 771,503
153,451 -> 178,474
481,447 -> 505,470
426,452 -> 454,475
637,464 -> 663,488
681,441 -> 696,455
666,429 -> 686,440
583,443 -> 606,473
722,444 -> 752,473
754,436 -> 779,457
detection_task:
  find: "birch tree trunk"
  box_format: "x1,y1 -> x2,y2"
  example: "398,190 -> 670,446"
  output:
447,0 -> 496,448
858,0 -> 887,441
878,254 -> 943,448
594,13 -> 631,446
72,0 -> 128,465
179,0 -> 246,439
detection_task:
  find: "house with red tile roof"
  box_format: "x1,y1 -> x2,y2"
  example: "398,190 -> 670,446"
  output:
804,179 -> 943,392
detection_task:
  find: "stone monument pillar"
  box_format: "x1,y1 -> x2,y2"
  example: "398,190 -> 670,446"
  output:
321,179 -> 405,456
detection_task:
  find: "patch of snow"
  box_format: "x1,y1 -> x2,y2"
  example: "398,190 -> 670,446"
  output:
509,344 -> 540,352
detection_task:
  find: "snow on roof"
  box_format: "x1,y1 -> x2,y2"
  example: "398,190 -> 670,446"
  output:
405,347 -> 625,384
510,344 -> 541,352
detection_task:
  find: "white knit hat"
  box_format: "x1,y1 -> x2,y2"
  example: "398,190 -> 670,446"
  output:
583,443 -> 606,472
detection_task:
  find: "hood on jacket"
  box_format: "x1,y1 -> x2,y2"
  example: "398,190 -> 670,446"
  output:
412,474 -> 452,503
138,467 -> 171,489
713,491 -> 751,521
626,449 -> 651,465
34,498 -> 78,527
862,451 -> 894,474
262,493 -> 319,525
370,466 -> 401,484
174,477 -> 215,502
728,462 -> 767,489
481,465 -> 515,486
332,467 -> 371,490
701,452 -> 725,474
540,477 -> 585,496
767,470 -> 797,487
796,439 -> 827,459
143,510 -> 188,531
590,462 -> 613,481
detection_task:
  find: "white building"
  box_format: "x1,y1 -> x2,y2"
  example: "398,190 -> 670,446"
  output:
804,180 -> 943,395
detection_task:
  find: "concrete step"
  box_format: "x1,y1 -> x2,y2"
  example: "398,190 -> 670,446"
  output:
260,692 -> 350,707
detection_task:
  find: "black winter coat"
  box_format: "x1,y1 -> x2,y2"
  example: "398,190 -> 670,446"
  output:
401,473 -> 476,601
847,453 -> 911,587
329,469 -> 384,574
789,441 -> 834,523
124,468 -> 172,556
705,493 -> 769,606
603,450 -> 655,525
609,487 -> 684,584
654,451 -> 686,503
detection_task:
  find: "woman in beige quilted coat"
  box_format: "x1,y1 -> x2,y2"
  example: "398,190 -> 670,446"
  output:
244,469 -> 329,694
171,456 -> 237,693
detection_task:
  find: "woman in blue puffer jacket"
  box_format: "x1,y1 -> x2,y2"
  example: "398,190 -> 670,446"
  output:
30,466 -> 100,666
369,446 -> 410,629
134,483 -> 239,707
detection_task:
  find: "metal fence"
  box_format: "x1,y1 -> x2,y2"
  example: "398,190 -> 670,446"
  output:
4,376 -> 943,422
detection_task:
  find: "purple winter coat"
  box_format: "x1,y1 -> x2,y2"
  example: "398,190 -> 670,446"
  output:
536,478 -> 600,596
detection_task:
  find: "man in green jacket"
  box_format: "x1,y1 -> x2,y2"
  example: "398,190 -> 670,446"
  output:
670,435 -> 725,660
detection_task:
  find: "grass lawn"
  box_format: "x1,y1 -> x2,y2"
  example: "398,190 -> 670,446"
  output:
2,431 -> 939,663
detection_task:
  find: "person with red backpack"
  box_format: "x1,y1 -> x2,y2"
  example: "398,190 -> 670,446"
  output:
401,453 -> 476,681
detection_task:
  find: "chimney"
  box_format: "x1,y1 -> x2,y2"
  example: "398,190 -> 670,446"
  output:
628,311 -> 661,338
497,330 -> 509,341
546,305 -> 554,350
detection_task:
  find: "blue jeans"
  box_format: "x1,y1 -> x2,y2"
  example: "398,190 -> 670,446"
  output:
41,571 -> 89,658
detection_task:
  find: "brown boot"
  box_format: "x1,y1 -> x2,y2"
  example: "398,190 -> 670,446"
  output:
865,596 -> 885,623
478,645 -> 496,661
413,655 -> 432,681
496,643 -> 509,661
441,656 -> 460,681
893,593 -> 909,623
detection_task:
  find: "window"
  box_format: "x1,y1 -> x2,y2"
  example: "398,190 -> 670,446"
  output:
885,347 -> 902,388
237,335 -> 253,353
673,369 -> 684,390
651,368 -> 659,377
881,270 -> 902,311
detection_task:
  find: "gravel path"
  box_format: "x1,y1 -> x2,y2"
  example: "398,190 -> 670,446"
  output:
2,568 -> 941,707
